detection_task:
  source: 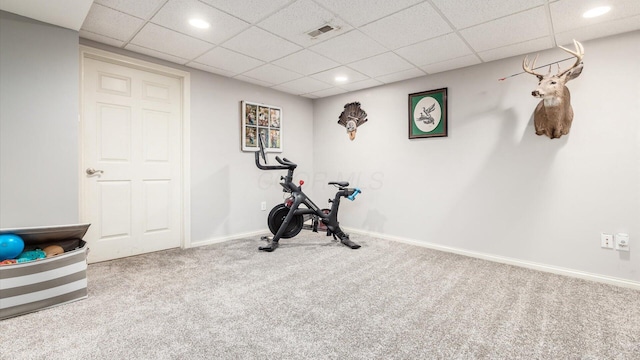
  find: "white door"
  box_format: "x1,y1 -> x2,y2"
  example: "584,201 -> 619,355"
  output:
81,54 -> 183,263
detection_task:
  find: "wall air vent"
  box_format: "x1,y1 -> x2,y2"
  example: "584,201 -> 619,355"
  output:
307,25 -> 335,38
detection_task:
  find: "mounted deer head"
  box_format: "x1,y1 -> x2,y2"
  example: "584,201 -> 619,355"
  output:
523,40 -> 584,139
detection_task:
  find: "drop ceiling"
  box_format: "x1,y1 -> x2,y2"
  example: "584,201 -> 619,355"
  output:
3,0 -> 639,98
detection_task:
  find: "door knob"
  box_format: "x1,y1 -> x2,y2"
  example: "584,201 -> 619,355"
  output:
86,168 -> 104,175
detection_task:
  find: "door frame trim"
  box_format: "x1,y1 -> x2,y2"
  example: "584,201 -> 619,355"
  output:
78,45 -> 192,251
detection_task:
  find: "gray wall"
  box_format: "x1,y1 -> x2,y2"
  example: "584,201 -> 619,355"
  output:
313,31 -> 640,282
0,11 -> 80,227
2,9 -> 638,283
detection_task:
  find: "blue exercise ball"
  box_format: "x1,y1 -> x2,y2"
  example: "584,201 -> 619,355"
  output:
0,234 -> 25,261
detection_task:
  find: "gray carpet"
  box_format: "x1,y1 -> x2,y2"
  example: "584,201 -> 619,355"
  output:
2,234 -> 639,359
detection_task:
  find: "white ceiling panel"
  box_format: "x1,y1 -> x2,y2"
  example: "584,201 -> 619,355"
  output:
79,30 -> 125,48
81,3 -> 144,41
257,0 -> 352,47
460,6 -> 550,52
241,64 -> 303,86
395,33 -> 473,67
478,37 -> 553,62
93,0 -> 165,20
222,27 -> 301,63
375,68 -> 426,84
349,52 -> 415,78
431,0 -> 546,29
129,23 -> 213,59
199,0 -> 293,24
194,47 -> 264,74
124,43 -> 190,65
359,2 -> 451,50
272,50 -> 340,76
314,0 -> 423,27
550,0 -> 640,33
273,77 -> 332,95
151,0 -> 249,45
233,75 -> 275,88
66,0 -> 640,98
340,78 -> 383,92
186,61 -> 236,77
311,66 -> 368,85
308,30 -> 387,64
0,0 -> 92,31
421,55 -> 481,74
309,87 -> 348,98
554,14 -> 640,46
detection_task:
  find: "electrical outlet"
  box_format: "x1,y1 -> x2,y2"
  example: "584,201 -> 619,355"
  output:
261,201 -> 267,211
601,233 -> 614,249
615,233 -> 629,251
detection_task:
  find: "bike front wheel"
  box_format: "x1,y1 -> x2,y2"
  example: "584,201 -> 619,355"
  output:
268,204 -> 303,238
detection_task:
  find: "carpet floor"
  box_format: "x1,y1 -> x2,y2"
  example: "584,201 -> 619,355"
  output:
1,234 -> 639,359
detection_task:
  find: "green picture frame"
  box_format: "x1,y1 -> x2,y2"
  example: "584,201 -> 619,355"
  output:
408,88 -> 448,139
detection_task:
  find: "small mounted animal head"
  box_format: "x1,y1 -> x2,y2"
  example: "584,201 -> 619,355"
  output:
338,102 -> 368,140
522,39 -> 584,139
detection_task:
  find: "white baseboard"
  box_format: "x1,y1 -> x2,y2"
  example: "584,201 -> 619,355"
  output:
187,229 -> 267,248
345,228 -> 640,291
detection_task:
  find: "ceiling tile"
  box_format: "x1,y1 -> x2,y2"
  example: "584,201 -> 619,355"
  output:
199,0 -> 292,24
340,78 -> 384,92
257,0 -> 353,47
129,23 -> 214,60
460,6 -> 550,52
314,0 -> 423,27
359,2 -> 451,50
186,62 -> 236,77
310,66 -> 368,85
421,54 -> 481,74
431,0 -> 545,29
273,77 -> 332,95
395,33 -> 472,66
309,87 -> 348,98
348,52 -> 415,78
81,3 -> 144,41
79,30 -> 124,48
233,75 -> 275,88
94,0 -> 165,19
375,68 -> 426,84
194,47 -> 264,74
222,27 -> 301,63
550,0 -> 640,34
151,0 -> 249,45
554,14 -> 640,45
240,64 -> 303,86
477,37 -> 553,62
272,50 -> 340,76
124,44 -> 190,64
308,30 -> 388,64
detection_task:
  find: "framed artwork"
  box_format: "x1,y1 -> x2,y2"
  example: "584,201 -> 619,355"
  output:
408,88 -> 448,139
242,101 -> 282,152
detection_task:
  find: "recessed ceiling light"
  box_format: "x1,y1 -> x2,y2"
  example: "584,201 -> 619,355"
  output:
189,18 -> 210,29
335,76 -> 348,83
582,6 -> 611,18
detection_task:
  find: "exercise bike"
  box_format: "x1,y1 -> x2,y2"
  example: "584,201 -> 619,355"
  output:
254,136 -> 361,252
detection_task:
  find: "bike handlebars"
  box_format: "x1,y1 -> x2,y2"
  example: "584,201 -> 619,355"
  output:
255,152 -> 296,170
347,188 -> 361,201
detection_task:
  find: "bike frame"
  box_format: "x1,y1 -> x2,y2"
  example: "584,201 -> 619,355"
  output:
254,136 -> 360,251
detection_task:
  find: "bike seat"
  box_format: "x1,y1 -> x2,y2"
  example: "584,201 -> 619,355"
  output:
328,181 -> 349,187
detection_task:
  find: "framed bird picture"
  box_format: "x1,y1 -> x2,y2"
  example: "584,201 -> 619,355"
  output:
242,101 -> 282,152
408,88 -> 447,139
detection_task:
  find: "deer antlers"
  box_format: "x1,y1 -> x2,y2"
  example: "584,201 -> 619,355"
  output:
522,40 -> 584,79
